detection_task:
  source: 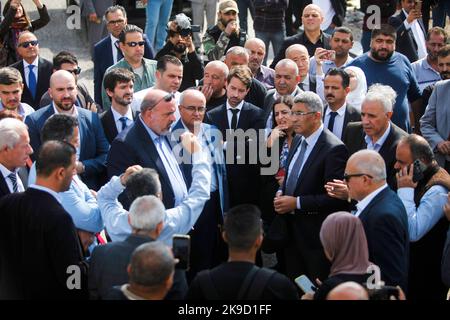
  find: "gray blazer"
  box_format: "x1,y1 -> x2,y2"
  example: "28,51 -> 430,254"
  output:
420,79 -> 450,167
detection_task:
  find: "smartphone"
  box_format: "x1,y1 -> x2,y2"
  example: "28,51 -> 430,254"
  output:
415,0 -> 422,12
328,50 -> 336,61
412,159 -> 426,183
172,234 -> 190,270
294,275 -> 317,294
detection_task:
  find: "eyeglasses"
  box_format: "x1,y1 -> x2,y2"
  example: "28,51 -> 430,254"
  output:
126,41 -> 145,47
183,105 -> 206,113
290,111 -> 316,117
343,173 -> 374,182
147,92 -> 175,110
18,40 -> 39,48
66,67 -> 81,75
107,19 -> 125,25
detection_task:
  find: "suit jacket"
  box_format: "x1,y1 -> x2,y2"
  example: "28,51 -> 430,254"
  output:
100,108 -> 139,144
0,170 -> 27,200
204,102 -> 265,207
388,10 -> 426,63
323,104 -> 361,139
10,57 -> 53,109
0,188 -> 87,299
93,35 -> 155,106
88,234 -> 187,300
342,122 -> 408,189
281,129 -> 350,279
420,80 -> 450,167
107,117 -> 179,209
358,187 -> 410,290
24,105 -> 110,190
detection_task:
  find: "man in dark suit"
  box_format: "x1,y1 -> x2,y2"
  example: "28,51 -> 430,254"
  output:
342,84 -> 408,189
286,44 -> 317,93
25,70 -> 110,191
388,0 -> 427,63
0,118 -> 33,199
173,89 -> 229,280
273,91 -> 350,281
10,31 -> 52,110
93,5 -> 155,107
0,140 -> 87,299
270,4 -> 331,68
345,149 -> 409,291
100,68 -> 138,144
107,88 -> 187,210
322,68 -> 361,140
205,65 -> 265,207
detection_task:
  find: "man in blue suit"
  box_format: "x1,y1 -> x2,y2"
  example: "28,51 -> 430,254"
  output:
172,89 -> 229,281
346,149 -> 410,291
93,5 -> 155,108
25,70 -> 109,191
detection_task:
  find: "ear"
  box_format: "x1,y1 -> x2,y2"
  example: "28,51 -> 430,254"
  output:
221,230 -> 228,243
48,87 -> 53,100
344,86 -> 351,94
127,264 -> 132,276
106,88 -> 114,98
156,70 -> 162,80
296,75 -> 302,84
127,214 -> 132,227
155,220 -> 164,236
254,233 -> 263,249
386,111 -> 393,120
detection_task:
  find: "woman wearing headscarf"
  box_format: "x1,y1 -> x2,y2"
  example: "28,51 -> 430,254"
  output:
302,211 -> 373,300
344,66 -> 367,112
0,0 -> 50,67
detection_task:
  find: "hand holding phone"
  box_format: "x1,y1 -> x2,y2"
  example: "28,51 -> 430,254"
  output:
295,275 -> 317,294
172,234 -> 190,270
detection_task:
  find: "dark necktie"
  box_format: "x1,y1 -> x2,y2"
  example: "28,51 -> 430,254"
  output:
8,172 -> 18,193
298,82 -> 304,91
115,40 -> 124,61
285,139 -> 308,196
230,108 -> 240,129
28,65 -> 37,99
119,116 -> 128,131
327,111 -> 338,133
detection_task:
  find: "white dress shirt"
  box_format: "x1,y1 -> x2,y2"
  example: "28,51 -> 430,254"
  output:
226,100 -> 244,128
324,103 -> 347,140
0,163 -> 25,193
23,57 -> 39,88
402,9 -> 427,60
111,106 -> 134,134
354,184 -> 388,217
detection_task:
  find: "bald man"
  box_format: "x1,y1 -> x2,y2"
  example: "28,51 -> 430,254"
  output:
270,4 -> 331,68
244,38 -> 275,89
285,44 -> 316,92
201,60 -> 229,111
326,282 -> 369,300
25,70 -> 109,190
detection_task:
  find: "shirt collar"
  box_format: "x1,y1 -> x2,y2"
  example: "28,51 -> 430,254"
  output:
110,34 -> 119,43
365,122 -> 391,149
23,57 -> 39,68
356,184 -> 388,215
226,99 -> 244,111
52,102 -> 78,117
326,103 -> 347,117
303,124 -> 324,147
111,106 -> 133,123
0,162 -> 17,178
274,88 -> 299,100
421,57 -> 436,71
139,115 -> 163,143
120,284 -> 146,300
28,184 -> 62,203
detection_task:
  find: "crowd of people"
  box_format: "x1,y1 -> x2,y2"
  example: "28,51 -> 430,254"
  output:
1,0 -> 450,301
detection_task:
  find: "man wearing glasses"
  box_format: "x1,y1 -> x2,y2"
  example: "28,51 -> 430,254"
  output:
10,31 -> 52,110
273,91 -> 349,281
101,24 -> 157,110
39,51 -> 98,112
344,149 -> 409,291
94,5 -> 155,108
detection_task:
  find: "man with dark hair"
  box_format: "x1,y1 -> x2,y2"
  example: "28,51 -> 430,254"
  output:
100,68 -> 138,143
101,24 -> 157,110
39,51 -> 97,111
394,134 -> 450,299
0,140 -> 87,299
205,65 -> 265,207
347,24 -> 422,132
155,13 -> 204,91
322,68 -> 360,140
0,67 -> 34,119
186,204 -> 298,300
94,5 -> 155,108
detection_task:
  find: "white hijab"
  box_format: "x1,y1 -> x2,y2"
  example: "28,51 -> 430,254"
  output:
344,66 -> 367,111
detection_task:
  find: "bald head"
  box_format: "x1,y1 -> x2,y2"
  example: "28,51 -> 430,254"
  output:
286,44 -> 309,57
50,70 -> 75,88
302,4 -> 324,33
204,61 -> 229,97
274,59 -> 300,95
140,88 -> 177,134
327,282 -> 369,300
245,38 -> 267,74
49,70 -> 77,112
179,89 -> 206,132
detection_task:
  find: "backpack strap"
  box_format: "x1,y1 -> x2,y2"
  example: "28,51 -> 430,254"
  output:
237,265 -> 259,300
244,268 -> 277,300
196,270 -> 221,300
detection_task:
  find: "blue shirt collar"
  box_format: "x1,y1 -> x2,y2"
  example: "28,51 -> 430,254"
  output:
365,122 -> 391,150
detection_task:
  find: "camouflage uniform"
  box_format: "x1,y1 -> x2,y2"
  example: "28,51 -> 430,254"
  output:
202,25 -> 247,61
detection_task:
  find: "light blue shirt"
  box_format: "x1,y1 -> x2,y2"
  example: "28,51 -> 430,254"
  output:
140,116 -> 188,206
97,151 -> 211,246
309,55 -> 354,78
411,57 -> 441,93
28,163 -> 104,233
397,185 -> 448,242
287,124 -> 324,209
0,102 -> 35,120
365,122 -> 391,152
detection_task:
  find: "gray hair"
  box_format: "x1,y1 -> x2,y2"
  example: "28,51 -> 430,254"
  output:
363,84 -> 397,113
129,242 -> 175,287
129,195 -> 166,231
225,46 -> 249,59
350,150 -> 387,181
275,58 -> 299,75
285,44 -> 309,58
294,91 -> 324,114
0,118 -> 28,150
204,60 -> 229,79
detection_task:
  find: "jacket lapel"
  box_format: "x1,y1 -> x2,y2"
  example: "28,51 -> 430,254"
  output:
296,131 -> 326,185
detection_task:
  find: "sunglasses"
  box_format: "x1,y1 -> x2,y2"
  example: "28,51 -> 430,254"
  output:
18,40 -> 39,48
107,19 -> 125,25
66,67 -> 81,75
343,173 -> 373,182
147,92 -> 175,110
126,41 -> 145,47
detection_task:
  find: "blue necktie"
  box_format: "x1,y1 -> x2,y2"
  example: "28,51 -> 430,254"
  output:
119,117 -> 128,131
28,65 -> 37,99
327,111 -> 338,133
8,173 -> 18,193
285,139 -> 308,196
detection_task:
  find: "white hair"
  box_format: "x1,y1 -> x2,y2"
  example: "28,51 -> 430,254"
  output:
363,84 -> 397,113
285,44 -> 309,58
205,60 -> 229,79
349,150 -> 387,181
225,46 -> 249,59
0,118 -> 28,150
294,91 -> 324,114
275,58 -> 299,76
129,195 -> 166,231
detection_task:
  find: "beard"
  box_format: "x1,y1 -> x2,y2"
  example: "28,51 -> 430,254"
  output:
371,48 -> 394,61
440,71 -> 450,80
173,43 -> 186,53
55,98 -> 75,111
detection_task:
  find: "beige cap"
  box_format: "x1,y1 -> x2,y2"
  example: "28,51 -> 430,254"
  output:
218,0 -> 239,14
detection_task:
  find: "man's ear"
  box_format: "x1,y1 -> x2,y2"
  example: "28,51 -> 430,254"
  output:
106,88 -> 114,99
386,111 -> 393,120
221,230 -> 228,243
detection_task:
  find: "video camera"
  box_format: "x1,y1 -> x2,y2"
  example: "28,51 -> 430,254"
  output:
170,13 -> 200,37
